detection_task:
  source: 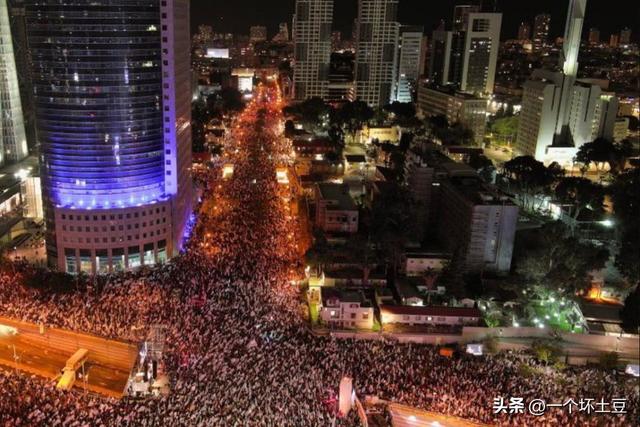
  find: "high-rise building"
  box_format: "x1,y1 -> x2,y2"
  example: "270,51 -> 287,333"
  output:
609,34 -> 619,48
331,31 -> 342,52
393,26 -> 424,103
437,176 -> 518,273
272,23 -> 290,42
619,27 -> 632,45
518,21 -> 531,41
0,0 -> 28,166
453,5 -> 480,32
516,0 -> 607,166
428,6 -> 501,96
428,30 -> 452,85
292,0 -> 333,101
588,27 -> 600,44
459,11 -> 501,95
7,0 -> 36,155
249,25 -> 267,43
25,0 -> 193,273
532,13 -> 551,52
354,0 -> 400,106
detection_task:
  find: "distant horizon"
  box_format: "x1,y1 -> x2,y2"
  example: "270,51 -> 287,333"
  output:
191,0 -> 637,42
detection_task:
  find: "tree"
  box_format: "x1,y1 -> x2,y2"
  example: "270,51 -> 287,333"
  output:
532,339 -> 563,364
335,100 -> 374,142
283,97 -> 331,130
435,122 -> 475,146
598,351 -> 619,371
611,168 -> 640,284
367,182 -> 420,270
468,153 -> 496,183
219,87 -> 244,112
384,102 -> 417,122
503,156 -> 558,211
284,120 -> 296,137
620,286 -> 640,333
436,249 -> 467,299
305,229 -> 331,273
554,177 -> 604,233
513,222 -> 609,294
491,116 -> 519,145
574,137 -> 630,172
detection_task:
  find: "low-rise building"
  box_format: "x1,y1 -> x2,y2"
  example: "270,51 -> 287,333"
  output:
403,249 -> 449,276
314,183 -> 359,234
380,305 -> 482,327
357,125 -> 401,145
319,288 -> 374,329
417,84 -> 487,145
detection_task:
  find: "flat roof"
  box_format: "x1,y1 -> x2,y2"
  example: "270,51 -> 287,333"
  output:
317,183 -> 357,210
321,287 -> 372,307
381,305 -> 481,317
447,176 -> 516,206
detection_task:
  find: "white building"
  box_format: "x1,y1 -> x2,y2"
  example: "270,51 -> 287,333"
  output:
380,305 -> 481,327
459,12 -> 502,95
354,0 -> 399,107
320,288 -> 374,329
0,0 -> 29,166
292,0 -> 333,100
417,84 -> 488,145
437,176 -> 518,273
393,26 -> 424,103
515,0 -> 616,166
427,10 -> 502,96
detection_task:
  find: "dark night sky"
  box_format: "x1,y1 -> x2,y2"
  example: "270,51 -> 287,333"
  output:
191,0 -> 639,41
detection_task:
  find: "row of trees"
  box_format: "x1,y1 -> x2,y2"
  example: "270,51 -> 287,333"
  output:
574,137 -> 634,175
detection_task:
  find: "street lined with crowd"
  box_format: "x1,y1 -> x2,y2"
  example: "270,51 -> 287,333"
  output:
0,83 -> 636,426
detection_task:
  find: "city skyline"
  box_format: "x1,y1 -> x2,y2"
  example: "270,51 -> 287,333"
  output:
191,0 -> 637,41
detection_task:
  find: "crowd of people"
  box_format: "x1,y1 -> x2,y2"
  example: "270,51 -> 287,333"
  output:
0,83 -> 637,426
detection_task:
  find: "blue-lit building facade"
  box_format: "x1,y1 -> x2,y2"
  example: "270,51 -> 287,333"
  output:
25,0 -> 192,273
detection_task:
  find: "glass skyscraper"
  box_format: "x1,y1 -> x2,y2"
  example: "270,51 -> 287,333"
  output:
0,0 -> 28,166
25,0 -> 193,273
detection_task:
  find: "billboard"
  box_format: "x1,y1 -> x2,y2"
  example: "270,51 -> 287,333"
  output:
206,48 -> 230,59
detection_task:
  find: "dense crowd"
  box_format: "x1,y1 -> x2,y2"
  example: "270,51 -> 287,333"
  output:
0,84 -> 637,426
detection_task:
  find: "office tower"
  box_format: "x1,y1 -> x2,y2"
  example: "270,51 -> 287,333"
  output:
249,25 -> 267,43
459,11 -> 501,94
393,26 -> 424,103
428,6 -> 501,96
8,0 -> 36,155
292,0 -> 333,101
619,27 -> 631,44
518,21 -> 531,41
453,5 -> 480,32
273,23 -> 290,42
0,0 -> 28,166
588,28 -> 600,44
516,0 -> 595,165
609,34 -> 619,48
331,31 -> 342,51
428,30 -> 452,85
532,13 -> 551,52
354,0 -> 400,106
417,83 -> 488,145
25,0 -> 193,273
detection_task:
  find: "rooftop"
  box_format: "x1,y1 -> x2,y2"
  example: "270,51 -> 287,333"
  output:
447,176 -> 515,206
381,305 -> 482,318
321,287 -> 372,307
317,183 -> 357,211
